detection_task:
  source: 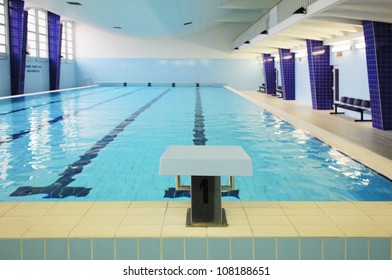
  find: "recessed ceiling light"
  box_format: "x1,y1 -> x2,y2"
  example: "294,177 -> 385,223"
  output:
66,2 -> 82,6
183,22 -> 192,26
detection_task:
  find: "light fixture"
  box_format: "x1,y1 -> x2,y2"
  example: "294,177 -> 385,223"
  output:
355,42 -> 366,49
66,2 -> 82,6
312,49 -> 326,55
250,30 -> 269,44
331,45 -> 351,53
184,22 -> 192,26
293,7 -> 306,14
113,26 -> 122,29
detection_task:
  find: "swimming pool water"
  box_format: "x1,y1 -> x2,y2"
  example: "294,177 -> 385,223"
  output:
1,86 -> 391,201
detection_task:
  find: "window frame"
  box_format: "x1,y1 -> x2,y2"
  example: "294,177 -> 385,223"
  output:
61,20 -> 74,62
26,8 -> 48,60
0,0 -> 8,58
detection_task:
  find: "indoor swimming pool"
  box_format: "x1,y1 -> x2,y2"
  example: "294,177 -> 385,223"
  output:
1,85 -> 392,202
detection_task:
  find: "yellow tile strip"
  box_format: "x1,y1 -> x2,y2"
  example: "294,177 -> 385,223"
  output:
1,201 -> 391,239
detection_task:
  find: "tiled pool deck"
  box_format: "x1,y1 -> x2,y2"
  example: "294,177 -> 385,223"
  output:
0,201 -> 391,260
1,89 -> 391,260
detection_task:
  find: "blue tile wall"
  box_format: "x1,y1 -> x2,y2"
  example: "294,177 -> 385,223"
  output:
185,238 -> 207,260
254,238 -> 276,260
277,238 -> 299,260
139,238 -> 161,260
369,238 -> 391,260
231,238 -> 253,260
363,21 -> 392,130
263,54 -> 276,94
346,238 -> 368,260
279,49 -> 296,100
22,239 -> 44,260
208,238 -> 230,260
46,239 -> 68,260
300,238 -> 322,260
323,238 -> 345,260
93,239 -> 115,260
116,238 -> 138,260
162,238 -> 184,260
0,240 -> 21,260
69,239 -> 91,260
306,40 -> 333,110
0,237 -> 390,260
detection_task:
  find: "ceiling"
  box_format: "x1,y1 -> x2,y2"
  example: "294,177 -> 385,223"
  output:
24,0 -> 281,38
237,0 -> 392,55
23,0 -> 392,55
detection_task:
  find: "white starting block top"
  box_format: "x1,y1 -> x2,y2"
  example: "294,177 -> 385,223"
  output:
159,145 -> 252,176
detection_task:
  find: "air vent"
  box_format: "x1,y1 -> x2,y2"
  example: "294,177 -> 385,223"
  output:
66,2 -> 82,6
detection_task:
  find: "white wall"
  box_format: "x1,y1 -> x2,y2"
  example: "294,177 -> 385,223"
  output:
330,48 -> 369,100
0,59 -> 11,97
74,23 -> 263,90
295,56 -> 312,105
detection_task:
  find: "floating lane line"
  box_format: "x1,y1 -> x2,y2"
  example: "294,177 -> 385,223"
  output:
10,88 -> 171,199
0,87 -> 145,145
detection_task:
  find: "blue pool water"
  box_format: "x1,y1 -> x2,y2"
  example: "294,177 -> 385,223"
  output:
0,86 -> 391,201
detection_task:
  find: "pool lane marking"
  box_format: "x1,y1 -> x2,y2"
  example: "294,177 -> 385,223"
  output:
193,87 -> 207,145
0,87 -> 145,145
10,88 -> 171,199
0,87 -> 120,117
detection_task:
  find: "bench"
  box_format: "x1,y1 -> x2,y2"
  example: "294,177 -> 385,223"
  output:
159,146 -> 252,227
258,83 -> 266,93
330,96 -> 372,122
274,86 -> 283,98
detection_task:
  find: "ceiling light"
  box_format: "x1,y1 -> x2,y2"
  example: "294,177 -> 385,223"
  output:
331,45 -> 351,53
184,22 -> 192,26
113,26 -> 122,29
293,7 -> 306,14
66,2 -> 82,5
355,42 -> 366,49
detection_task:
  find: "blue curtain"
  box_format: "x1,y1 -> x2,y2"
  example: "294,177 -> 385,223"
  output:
48,12 -> 62,90
8,0 -> 27,96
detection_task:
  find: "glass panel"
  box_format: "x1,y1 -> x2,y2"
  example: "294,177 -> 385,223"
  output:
0,34 -> 5,44
28,32 -> 36,41
40,50 -> 48,58
39,42 -> 47,50
0,45 -> 5,53
0,5 -> 4,14
28,9 -> 35,16
68,54 -> 73,60
27,23 -> 36,32
39,34 -> 47,43
0,15 -> 4,25
0,25 -> 4,34
39,26 -> 47,34
38,10 -> 46,19
67,47 -> 73,54
29,49 -> 37,57
38,18 -> 46,27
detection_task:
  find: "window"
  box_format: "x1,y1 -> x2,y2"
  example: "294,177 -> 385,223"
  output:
61,21 -> 74,60
0,0 -> 7,54
27,8 -> 48,58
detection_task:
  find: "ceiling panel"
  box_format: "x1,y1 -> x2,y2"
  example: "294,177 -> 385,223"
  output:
24,0 -> 279,38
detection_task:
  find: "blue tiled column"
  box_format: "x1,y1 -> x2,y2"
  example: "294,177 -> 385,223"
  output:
306,40 -> 333,110
363,21 -> 392,130
8,0 -> 27,96
279,49 -> 295,100
48,12 -> 62,91
263,53 -> 276,95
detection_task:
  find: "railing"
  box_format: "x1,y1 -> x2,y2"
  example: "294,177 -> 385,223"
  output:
277,0 -> 318,23
84,76 -> 94,86
233,0 -> 318,50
